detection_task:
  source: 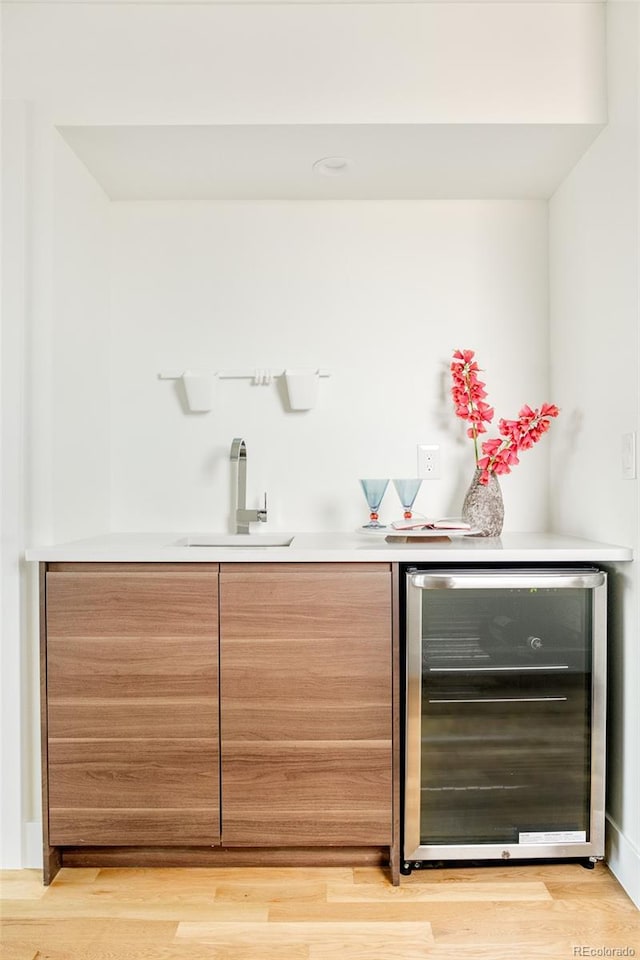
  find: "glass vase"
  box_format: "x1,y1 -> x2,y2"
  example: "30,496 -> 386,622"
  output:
462,467 -> 504,537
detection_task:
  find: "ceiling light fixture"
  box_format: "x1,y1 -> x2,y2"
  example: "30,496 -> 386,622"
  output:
312,156 -> 352,177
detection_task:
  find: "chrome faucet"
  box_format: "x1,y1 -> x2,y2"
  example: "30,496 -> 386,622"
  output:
230,438 -> 268,534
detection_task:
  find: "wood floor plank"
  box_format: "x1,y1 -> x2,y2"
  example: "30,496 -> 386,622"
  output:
269,898 -> 640,930
421,945 -> 575,959
309,926 -> 434,960
429,915 -> 640,948
88,866 -> 353,886
269,902 -> 464,922
0,870 -> 49,901
1,917 -> 179,944
0,944 -> 40,960
327,880 -> 552,902
49,866 -> 224,899
545,878 -> 638,901
43,867 -> 102,886
175,921 -> 434,960
5,898 -> 269,922
353,863 -> 611,884
179,943 -> 309,960
213,881 -> 327,903
2,946 -> 244,960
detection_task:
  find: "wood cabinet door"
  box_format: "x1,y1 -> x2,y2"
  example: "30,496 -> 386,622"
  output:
45,564 -> 220,846
219,563 -> 393,846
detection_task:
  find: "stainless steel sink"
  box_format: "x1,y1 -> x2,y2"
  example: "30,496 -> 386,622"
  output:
177,534 -> 294,547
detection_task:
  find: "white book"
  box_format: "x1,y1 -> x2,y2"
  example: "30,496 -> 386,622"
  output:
390,518 -> 473,531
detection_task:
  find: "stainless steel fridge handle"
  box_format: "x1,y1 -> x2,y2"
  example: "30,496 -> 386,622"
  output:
428,696 -> 568,704
410,570 -> 605,590
430,665 -> 570,673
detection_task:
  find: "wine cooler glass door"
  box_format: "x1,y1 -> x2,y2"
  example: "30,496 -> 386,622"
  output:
404,568 -> 607,863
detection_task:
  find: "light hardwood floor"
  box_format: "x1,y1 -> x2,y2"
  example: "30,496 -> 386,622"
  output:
2,863 -> 639,960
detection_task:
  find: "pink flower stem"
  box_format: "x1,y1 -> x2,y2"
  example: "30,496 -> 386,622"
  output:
461,365 -> 480,464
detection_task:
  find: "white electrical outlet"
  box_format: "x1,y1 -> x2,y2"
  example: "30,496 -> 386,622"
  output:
621,432 -> 637,479
417,444 -> 441,479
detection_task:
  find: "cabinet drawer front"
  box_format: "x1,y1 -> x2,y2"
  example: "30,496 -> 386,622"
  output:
220,568 -> 391,640
48,808 -> 219,847
222,741 -> 392,846
48,739 -> 219,808
47,571 -> 218,638
48,697 -> 218,739
47,637 -> 217,700
222,637 -> 391,740
48,737 -> 220,843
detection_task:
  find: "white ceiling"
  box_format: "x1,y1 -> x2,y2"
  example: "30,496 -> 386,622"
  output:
58,123 -> 604,201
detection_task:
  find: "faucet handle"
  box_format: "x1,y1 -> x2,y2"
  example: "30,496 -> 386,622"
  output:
257,492 -> 268,523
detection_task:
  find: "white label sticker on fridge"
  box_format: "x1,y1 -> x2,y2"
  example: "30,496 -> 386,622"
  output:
518,831 -> 586,845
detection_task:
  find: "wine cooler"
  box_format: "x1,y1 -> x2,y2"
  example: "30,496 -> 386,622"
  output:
403,567 -> 607,872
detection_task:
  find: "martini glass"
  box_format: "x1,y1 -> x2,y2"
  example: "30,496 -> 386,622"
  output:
359,479 -> 389,528
393,478 -> 423,520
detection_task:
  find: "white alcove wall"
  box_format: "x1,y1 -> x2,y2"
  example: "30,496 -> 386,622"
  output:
107,199 -> 550,534
51,132 -> 112,543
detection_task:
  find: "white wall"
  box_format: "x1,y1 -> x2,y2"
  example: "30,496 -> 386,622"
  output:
549,1 -> 639,905
109,200 -> 550,533
1,102 -> 30,869
52,133 -> 111,542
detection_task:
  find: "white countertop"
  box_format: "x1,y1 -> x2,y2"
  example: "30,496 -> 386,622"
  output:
25,531 -> 634,563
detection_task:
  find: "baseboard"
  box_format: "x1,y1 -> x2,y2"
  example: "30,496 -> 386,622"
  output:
606,815 -> 640,909
24,820 -> 43,869
60,845 -> 389,870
